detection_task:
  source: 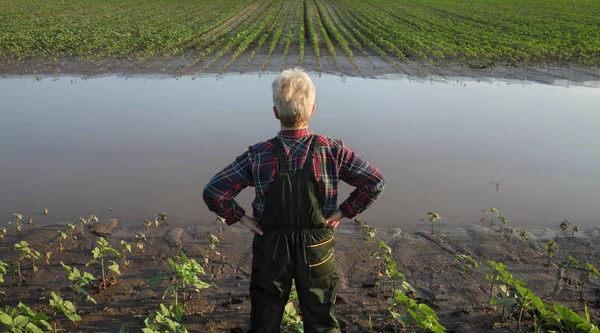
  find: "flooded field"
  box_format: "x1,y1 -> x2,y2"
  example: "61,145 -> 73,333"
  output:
1,74 -> 599,232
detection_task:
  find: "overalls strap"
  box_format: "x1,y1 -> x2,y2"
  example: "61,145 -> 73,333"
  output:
269,137 -> 289,172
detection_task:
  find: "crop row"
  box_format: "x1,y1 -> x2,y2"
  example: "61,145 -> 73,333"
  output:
1,0 -> 599,72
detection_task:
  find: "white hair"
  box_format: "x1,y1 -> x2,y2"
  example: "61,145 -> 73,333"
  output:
272,68 -> 316,127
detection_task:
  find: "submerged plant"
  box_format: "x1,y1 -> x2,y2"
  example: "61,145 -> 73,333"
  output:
427,212 -> 441,234
44,208 -> 49,216
10,213 -> 24,232
86,238 -> 121,289
14,241 -> 41,285
158,212 -> 168,221
66,223 -> 77,243
544,240 -> 559,273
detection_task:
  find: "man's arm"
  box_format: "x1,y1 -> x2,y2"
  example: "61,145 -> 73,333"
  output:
202,152 -> 253,225
337,142 -> 386,219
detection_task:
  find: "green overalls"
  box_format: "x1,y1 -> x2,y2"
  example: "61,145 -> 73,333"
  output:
248,135 -> 340,333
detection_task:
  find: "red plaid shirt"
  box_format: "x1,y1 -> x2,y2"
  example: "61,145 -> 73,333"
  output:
203,129 -> 385,225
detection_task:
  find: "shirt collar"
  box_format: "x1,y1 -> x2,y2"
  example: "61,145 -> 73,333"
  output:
277,128 -> 314,139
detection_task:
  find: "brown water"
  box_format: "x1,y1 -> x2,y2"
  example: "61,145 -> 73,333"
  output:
1,74 -> 599,232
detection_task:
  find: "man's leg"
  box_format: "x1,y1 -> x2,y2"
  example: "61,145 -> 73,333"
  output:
249,235 -> 294,333
296,233 -> 340,333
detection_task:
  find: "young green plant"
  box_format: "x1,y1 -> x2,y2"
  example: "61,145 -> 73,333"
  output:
428,212 -> 441,234
579,261 -> 600,300
0,302 -> 53,333
149,251 -> 211,307
14,241 -> 41,285
49,291 -> 81,332
544,240 -> 559,273
60,262 -> 97,305
86,238 -> 121,289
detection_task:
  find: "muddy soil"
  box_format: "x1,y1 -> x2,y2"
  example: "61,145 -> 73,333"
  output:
1,51 -> 599,86
1,219 -> 599,333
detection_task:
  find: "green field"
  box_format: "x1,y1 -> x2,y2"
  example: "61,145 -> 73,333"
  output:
1,0 -> 599,73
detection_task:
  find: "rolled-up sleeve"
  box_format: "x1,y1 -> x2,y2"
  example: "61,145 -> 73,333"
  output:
202,151 -> 254,225
337,143 -> 385,218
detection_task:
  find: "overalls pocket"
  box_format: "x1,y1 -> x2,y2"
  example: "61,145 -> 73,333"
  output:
306,232 -> 335,280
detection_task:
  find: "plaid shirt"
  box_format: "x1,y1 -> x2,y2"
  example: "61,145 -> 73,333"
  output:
203,129 -> 385,225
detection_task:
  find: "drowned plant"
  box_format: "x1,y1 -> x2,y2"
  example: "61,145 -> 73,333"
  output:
149,251 -> 211,307
86,238 -> 121,289
560,218 -> 569,235
121,240 -> 132,267
14,241 -> 41,285
10,214 -> 24,232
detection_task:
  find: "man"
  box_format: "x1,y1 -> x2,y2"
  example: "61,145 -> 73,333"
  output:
203,68 -> 385,333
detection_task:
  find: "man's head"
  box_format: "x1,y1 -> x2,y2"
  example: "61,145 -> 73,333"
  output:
272,68 -> 316,129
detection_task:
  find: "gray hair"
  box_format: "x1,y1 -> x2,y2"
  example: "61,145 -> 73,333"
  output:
272,68 -> 316,127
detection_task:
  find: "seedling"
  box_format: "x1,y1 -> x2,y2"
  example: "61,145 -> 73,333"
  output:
498,215 -> 508,230
28,218 -> 33,226
135,233 -> 146,251
208,234 -> 219,255
66,223 -> 77,243
149,251 -> 211,307
60,262 -> 97,305
361,224 -> 377,244
544,240 -> 559,273
485,260 -> 522,318
572,225 -> 580,236
560,218 -> 569,235
519,230 -> 530,252
86,238 -> 121,289
0,302 -> 52,333
143,219 -> 153,234
14,241 -> 41,285
455,254 -> 478,276
427,212 -> 441,234
49,291 -> 81,332
0,228 -> 6,239
579,261 -> 600,300
214,217 -> 226,238
281,283 -> 303,332
45,252 -> 52,266
158,212 -> 168,221
489,207 -> 498,226
142,303 -> 187,333
10,213 -> 24,232
44,208 -> 49,216
121,240 -> 132,267
78,214 -> 98,235
386,290 -> 446,333
0,260 -> 8,283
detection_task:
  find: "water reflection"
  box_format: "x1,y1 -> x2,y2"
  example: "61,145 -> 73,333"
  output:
1,74 -> 599,232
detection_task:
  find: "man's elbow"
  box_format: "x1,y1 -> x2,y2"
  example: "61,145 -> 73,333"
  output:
373,173 -> 386,197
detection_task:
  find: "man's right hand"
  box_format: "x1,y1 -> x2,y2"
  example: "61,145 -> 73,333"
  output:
240,215 -> 264,235
326,209 -> 345,229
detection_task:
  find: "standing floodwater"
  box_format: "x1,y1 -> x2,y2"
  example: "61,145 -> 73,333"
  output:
1,75 -> 599,232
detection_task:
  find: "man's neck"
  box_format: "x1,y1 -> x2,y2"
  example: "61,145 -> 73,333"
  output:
280,125 -> 308,131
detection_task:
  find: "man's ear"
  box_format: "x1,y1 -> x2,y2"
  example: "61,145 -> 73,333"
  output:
310,104 -> 316,117
273,106 -> 280,120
